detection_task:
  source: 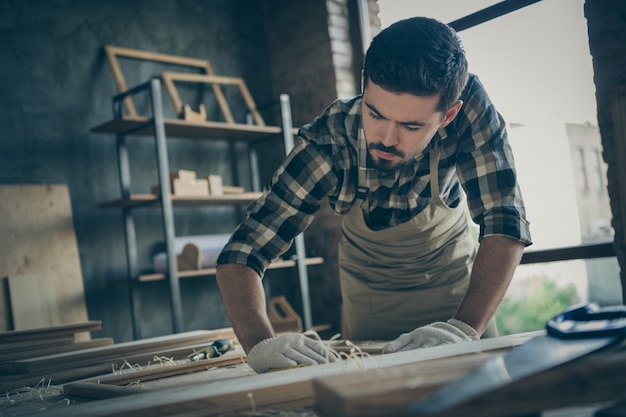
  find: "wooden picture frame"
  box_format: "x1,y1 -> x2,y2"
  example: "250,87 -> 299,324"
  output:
160,71 -> 265,126
104,45 -> 233,122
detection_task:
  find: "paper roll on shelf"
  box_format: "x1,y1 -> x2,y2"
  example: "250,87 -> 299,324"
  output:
152,234 -> 231,272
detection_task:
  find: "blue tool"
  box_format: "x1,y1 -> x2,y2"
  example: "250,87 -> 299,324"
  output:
187,339 -> 233,362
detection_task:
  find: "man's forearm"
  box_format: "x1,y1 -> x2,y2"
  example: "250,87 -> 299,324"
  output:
454,235 -> 525,335
216,263 -> 275,353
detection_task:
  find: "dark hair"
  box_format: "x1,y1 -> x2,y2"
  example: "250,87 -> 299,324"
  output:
363,16 -> 468,113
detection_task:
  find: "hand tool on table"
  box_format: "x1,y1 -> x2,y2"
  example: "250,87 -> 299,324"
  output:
404,302 -> 626,416
186,339 -> 233,362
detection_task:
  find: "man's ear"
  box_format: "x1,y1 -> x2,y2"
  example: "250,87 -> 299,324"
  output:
440,100 -> 463,128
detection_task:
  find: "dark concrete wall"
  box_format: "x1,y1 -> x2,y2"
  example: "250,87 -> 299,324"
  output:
0,0 -> 278,341
0,0 -> 372,342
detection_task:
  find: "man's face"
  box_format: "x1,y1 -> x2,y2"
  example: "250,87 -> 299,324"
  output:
361,79 -> 461,172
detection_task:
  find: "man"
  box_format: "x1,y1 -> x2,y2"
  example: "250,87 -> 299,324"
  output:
216,16 -> 532,373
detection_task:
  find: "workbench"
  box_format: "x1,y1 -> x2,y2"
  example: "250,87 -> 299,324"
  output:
2,328 -> 625,417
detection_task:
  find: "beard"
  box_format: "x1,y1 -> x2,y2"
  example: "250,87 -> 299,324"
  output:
367,142 -> 407,173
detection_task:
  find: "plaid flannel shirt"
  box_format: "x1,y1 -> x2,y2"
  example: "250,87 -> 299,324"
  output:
217,74 -> 532,277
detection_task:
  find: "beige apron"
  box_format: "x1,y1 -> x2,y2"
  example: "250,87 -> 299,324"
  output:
339,134 -> 479,341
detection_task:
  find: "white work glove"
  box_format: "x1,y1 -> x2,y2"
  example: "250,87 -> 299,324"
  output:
382,318 -> 479,353
246,333 -> 338,373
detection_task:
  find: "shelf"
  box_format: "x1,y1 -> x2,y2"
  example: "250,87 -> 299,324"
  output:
109,257 -> 325,284
91,116 -> 284,142
98,193 -> 263,208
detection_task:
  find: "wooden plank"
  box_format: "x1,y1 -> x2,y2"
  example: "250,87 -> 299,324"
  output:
314,343 -> 626,417
0,321 -> 102,344
0,185 -> 89,334
8,273 -> 61,329
6,329 -> 235,374
37,333 -> 537,417
314,351 -> 502,417
0,329 -> 236,392
0,363 -> 114,392
0,336 -> 75,355
0,338 -> 114,365
77,348 -> 245,387
63,382 -> 145,400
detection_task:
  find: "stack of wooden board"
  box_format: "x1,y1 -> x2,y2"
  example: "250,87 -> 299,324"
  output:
0,321 -> 107,365
1,325 -> 238,392
0,185 -> 90,333
35,333 -> 539,417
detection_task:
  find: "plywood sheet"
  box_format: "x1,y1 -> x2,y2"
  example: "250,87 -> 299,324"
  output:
0,185 -> 88,332
8,273 -> 61,329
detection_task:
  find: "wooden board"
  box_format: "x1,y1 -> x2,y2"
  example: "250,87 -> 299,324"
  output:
0,321 -> 101,345
73,347 -> 245,387
0,338 -> 113,365
314,342 -> 626,417
8,273 -> 61,329
37,333 -> 537,417
0,328 -> 236,392
0,185 -> 89,333
6,328 -> 235,374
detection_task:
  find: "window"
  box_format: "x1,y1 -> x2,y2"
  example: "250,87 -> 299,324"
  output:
377,0 -> 622,332
575,147 -> 589,193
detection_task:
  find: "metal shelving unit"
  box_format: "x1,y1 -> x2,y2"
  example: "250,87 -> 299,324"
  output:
92,77 -> 318,339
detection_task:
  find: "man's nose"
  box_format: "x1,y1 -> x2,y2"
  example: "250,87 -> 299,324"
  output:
381,123 -> 399,147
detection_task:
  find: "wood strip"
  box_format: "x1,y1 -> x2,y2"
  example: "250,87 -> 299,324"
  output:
0,336 -> 75,355
106,46 -> 211,68
0,321 -> 102,343
105,46 -> 137,116
7,329 -> 234,374
0,338 -> 114,365
63,382 -> 145,400
0,363 -> 114,392
36,332 -> 536,417
78,350 -> 245,387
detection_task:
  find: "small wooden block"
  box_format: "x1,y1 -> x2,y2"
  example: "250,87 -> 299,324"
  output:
181,104 -> 207,122
176,243 -> 202,271
172,178 -> 209,197
207,175 -> 223,196
171,169 -> 197,182
268,295 -> 302,333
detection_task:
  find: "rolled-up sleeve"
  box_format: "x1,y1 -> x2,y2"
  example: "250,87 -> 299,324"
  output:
454,76 -> 533,246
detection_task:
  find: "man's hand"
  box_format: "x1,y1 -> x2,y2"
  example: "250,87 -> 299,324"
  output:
382,319 -> 479,353
246,333 -> 338,373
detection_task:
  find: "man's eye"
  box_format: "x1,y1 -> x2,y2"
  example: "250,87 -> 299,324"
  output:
369,111 -> 382,120
404,125 -> 420,132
